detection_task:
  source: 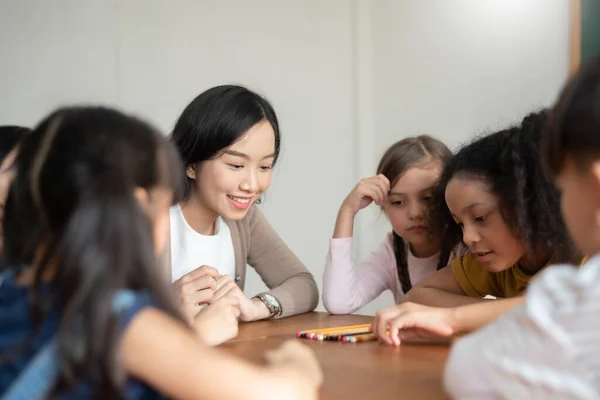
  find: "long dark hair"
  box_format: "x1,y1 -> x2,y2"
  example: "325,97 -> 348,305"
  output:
0,125 -> 29,162
169,84 -> 280,199
432,111 -> 580,271
376,135 -> 453,294
2,107 -> 186,398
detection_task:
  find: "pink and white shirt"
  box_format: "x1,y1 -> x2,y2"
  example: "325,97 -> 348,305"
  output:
322,232 -> 452,314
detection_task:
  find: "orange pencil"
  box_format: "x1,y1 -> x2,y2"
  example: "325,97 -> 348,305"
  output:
302,324 -> 371,334
317,327 -> 373,337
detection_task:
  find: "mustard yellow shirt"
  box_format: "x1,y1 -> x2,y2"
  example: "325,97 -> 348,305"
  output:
451,253 -> 535,298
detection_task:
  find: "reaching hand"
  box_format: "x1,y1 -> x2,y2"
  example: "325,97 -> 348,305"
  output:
373,302 -> 456,346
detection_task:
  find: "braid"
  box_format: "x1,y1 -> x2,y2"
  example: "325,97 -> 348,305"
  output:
436,243 -> 453,271
393,231 -> 412,294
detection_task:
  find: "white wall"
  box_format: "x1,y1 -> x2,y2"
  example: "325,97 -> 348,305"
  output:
357,0 -> 570,315
0,0 -> 570,315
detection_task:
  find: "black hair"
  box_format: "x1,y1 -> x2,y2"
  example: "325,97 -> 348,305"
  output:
169,84 -> 280,199
432,111 -> 579,271
376,135 -> 453,294
1,107 -> 186,398
543,55 -> 600,176
0,125 -> 29,163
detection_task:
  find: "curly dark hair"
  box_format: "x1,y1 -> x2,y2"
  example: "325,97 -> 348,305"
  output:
431,110 -> 580,272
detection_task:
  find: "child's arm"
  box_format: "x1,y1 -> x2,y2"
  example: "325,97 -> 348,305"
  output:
322,235 -> 395,314
402,266 -> 483,307
374,297 -> 525,346
122,309 -> 321,400
322,174 -> 392,314
332,174 -> 390,238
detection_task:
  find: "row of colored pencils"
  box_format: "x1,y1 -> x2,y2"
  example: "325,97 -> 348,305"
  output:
296,324 -> 376,343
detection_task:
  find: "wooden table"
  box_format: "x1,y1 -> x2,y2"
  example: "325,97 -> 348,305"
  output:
220,312 -> 450,399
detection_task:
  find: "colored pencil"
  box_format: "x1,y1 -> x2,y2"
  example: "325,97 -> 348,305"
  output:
342,332 -> 376,343
298,324 -> 371,334
316,327 -> 373,337
323,331 -> 372,341
299,328 -> 372,340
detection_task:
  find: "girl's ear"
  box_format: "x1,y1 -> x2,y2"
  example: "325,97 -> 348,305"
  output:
185,164 -> 196,180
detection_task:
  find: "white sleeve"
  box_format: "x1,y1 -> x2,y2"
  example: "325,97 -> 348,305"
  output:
444,262 -> 600,400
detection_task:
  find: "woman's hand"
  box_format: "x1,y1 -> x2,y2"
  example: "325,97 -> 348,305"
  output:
173,265 -> 219,322
211,275 -> 271,321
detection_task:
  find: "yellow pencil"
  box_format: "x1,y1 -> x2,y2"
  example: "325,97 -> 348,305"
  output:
301,324 -> 371,334
297,324 -> 372,339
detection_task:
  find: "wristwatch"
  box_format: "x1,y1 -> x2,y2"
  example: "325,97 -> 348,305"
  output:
254,293 -> 282,319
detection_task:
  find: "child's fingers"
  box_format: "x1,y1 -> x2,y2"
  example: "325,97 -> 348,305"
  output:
378,330 -> 393,345
389,312 -> 453,345
373,176 -> 390,197
361,179 -> 386,199
362,184 -> 385,205
376,174 -> 391,190
358,178 -> 384,198
374,308 -> 403,344
352,187 -> 376,207
371,180 -> 389,202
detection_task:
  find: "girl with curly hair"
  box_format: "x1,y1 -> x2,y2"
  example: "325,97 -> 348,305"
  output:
444,54 -> 600,400
373,110 -> 580,345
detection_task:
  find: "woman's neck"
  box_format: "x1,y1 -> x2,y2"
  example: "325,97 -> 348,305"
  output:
180,197 -> 219,236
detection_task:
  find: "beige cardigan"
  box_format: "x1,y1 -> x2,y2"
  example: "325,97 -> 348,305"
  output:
163,205 -> 319,318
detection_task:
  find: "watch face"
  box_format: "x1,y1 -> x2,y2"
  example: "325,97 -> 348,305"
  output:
264,294 -> 278,307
